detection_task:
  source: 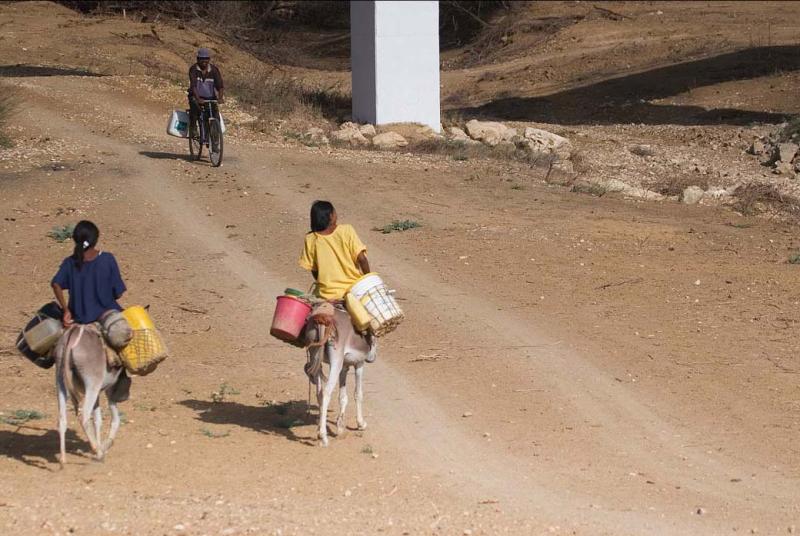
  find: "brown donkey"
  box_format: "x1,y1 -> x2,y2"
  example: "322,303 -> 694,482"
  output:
53,324 -> 130,465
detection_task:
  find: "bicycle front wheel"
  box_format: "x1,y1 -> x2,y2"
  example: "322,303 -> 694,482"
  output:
208,119 -> 223,167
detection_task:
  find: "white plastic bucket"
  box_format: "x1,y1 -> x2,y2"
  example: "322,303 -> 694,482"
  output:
348,273 -> 403,336
166,110 -> 189,138
218,112 -> 226,134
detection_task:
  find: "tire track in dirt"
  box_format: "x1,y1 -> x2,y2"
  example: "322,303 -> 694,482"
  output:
8,76 -> 800,533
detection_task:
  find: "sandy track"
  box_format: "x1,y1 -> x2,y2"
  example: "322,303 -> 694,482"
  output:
1,74 -> 799,535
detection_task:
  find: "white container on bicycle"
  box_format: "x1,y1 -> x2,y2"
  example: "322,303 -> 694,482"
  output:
166,110 -> 190,138
217,111 -> 226,134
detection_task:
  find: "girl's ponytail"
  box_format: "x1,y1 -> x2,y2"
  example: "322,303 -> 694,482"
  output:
72,220 -> 99,271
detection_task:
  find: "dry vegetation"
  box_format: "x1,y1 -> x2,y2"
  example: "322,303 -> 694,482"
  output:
0,93 -> 15,148
230,65 -> 349,128
732,183 -> 800,219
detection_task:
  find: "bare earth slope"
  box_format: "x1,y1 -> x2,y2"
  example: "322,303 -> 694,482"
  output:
1,3 -> 799,535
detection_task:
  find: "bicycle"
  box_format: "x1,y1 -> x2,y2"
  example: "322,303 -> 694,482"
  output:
188,99 -> 223,167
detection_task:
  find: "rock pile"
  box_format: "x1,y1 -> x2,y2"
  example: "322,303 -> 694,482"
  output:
323,119 -> 574,170
748,121 -> 800,178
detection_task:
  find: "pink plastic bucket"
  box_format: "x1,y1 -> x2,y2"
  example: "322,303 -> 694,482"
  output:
270,296 -> 312,342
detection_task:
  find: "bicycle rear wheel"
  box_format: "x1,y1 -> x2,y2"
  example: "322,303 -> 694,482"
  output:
188,119 -> 202,161
208,119 -> 223,167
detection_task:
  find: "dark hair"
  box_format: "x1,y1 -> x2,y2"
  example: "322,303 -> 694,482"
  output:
72,220 -> 99,271
310,201 -> 335,232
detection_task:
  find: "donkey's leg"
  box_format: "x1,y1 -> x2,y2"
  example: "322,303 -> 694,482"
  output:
319,347 -> 342,447
103,398 -> 121,453
56,373 -> 69,467
354,362 -> 367,430
79,386 -> 102,456
93,403 -> 103,452
336,365 -> 349,436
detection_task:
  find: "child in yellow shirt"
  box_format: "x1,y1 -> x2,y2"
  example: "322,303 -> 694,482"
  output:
299,200 -> 376,361
299,201 -> 371,299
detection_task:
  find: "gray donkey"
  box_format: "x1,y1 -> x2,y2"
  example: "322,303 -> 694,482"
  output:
53,324 -> 130,465
304,308 -> 376,447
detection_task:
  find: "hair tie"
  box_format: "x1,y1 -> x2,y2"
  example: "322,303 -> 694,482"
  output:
83,241 -> 90,249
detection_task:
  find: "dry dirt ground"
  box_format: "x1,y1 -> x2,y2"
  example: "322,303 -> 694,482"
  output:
2,2 -> 800,536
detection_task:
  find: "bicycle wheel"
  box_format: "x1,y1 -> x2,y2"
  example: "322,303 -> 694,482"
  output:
208,119 -> 223,167
188,119 -> 202,160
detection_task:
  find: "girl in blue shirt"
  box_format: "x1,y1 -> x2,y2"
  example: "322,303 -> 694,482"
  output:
51,221 -> 127,327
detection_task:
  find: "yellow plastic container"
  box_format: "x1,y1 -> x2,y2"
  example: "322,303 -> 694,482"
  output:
345,292 -> 372,332
122,306 -> 155,330
119,306 -> 168,375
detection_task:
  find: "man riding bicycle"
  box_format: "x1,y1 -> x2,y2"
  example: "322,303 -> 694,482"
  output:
188,47 -> 224,128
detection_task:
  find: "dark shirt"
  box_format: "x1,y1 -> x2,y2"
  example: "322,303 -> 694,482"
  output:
188,64 -> 224,100
51,252 -> 126,324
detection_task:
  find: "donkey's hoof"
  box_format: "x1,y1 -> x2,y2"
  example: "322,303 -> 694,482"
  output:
94,451 -> 106,462
357,420 -> 368,431
58,455 -> 66,468
319,437 -> 329,447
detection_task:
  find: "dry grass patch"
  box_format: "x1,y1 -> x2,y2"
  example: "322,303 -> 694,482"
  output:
731,183 -> 800,219
0,92 -> 17,148
230,64 -> 349,129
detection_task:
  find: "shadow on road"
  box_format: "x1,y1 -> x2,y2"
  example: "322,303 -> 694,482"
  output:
456,45 -> 800,126
0,64 -> 105,77
179,399 -> 319,446
138,151 -> 192,161
0,427 -> 87,471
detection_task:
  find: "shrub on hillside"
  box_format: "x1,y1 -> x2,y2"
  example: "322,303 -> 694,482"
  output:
231,65 -> 349,124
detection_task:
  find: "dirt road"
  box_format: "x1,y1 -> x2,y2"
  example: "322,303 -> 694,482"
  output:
1,67 -> 800,535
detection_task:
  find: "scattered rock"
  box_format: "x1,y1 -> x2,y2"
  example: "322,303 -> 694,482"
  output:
372,131 -> 408,149
302,127 -> 329,145
602,179 -> 629,193
775,160 -> 796,177
778,142 -> 798,163
359,124 -> 377,137
702,186 -> 730,201
520,127 -> 573,160
331,126 -> 369,146
682,186 -> 705,205
462,411 -> 473,418
748,138 -> 767,156
448,126 -> 480,145
695,507 -> 706,515
465,119 -> 517,146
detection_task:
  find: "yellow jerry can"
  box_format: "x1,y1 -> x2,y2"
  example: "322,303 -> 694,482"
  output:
345,292 -> 372,332
119,306 -> 168,375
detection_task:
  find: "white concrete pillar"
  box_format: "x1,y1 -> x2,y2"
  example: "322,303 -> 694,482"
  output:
351,0 -> 441,132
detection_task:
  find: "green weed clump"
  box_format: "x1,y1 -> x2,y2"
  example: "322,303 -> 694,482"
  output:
47,224 -> 75,242
374,220 -> 422,234
1,409 -> 44,426
200,427 -> 230,438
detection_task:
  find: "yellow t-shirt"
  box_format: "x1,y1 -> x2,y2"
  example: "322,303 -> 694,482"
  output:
298,224 -> 367,300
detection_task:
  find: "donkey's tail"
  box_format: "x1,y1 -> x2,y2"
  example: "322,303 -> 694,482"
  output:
304,324 -> 330,384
